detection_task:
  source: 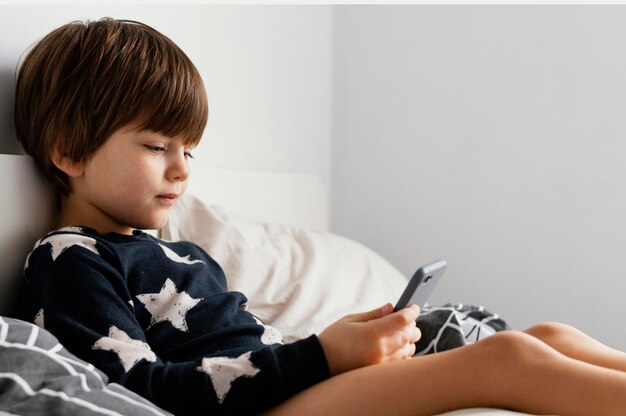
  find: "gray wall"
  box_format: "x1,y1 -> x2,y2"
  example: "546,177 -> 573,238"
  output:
332,6 -> 626,349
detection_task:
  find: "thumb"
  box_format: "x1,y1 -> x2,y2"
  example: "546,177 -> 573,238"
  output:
346,303 -> 394,323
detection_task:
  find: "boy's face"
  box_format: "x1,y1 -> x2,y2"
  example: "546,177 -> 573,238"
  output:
63,123 -> 194,235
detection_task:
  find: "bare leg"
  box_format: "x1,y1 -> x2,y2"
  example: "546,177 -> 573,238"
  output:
525,322 -> 626,372
265,331 -> 626,416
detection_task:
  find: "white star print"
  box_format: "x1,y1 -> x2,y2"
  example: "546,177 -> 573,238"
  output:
92,325 -> 157,372
136,278 -> 203,332
57,227 -> 84,233
253,316 -> 283,345
40,231 -> 99,261
25,228 -> 98,271
34,308 -> 44,328
159,244 -> 204,265
197,352 -> 260,404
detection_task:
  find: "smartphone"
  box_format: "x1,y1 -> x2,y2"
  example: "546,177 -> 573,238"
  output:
394,259 -> 447,311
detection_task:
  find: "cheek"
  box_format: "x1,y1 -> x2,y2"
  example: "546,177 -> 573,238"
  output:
121,159 -> 158,185
88,154 -> 162,198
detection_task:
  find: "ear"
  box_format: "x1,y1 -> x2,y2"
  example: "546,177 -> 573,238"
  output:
50,146 -> 84,178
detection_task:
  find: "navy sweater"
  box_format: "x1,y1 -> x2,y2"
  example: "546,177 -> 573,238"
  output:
17,227 -> 330,415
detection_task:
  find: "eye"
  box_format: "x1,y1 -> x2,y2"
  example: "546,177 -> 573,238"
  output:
184,151 -> 195,160
145,145 -> 166,153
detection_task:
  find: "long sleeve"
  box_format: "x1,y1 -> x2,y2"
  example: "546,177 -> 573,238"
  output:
18,228 -> 330,415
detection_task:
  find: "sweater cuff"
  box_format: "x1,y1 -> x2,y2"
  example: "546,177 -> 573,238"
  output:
274,334 -> 331,396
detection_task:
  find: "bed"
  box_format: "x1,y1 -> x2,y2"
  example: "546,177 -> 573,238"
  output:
0,153 -> 531,415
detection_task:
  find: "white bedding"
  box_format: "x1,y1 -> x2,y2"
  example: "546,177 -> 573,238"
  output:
162,193 -> 409,342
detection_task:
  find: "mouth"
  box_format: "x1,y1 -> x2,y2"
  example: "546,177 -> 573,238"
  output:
156,194 -> 178,206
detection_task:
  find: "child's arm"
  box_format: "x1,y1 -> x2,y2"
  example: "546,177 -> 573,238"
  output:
318,303 -> 421,375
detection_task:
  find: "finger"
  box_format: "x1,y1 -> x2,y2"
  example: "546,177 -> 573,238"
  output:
407,342 -> 417,358
412,325 -> 422,343
346,303 -> 394,323
407,303 -> 421,318
383,323 -> 419,354
372,304 -> 420,333
400,323 -> 421,344
384,341 -> 416,363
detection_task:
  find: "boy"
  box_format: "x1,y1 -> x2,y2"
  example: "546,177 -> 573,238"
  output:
14,18 -> 626,416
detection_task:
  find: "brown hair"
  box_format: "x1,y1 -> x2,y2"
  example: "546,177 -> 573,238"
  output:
14,18 -> 208,195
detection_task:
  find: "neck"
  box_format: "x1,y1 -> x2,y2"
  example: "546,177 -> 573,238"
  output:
57,193 -> 133,235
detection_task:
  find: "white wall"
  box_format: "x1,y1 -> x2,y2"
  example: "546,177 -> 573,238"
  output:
332,6 -> 626,349
3,4 -> 626,351
0,4 -> 333,187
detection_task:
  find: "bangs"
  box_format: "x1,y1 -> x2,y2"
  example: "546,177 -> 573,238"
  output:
91,19 -> 208,147
132,69 -> 208,147
127,37 -> 208,146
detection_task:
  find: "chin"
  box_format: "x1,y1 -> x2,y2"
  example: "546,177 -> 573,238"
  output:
143,217 -> 169,231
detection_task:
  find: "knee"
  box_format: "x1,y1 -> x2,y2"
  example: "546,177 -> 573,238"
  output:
468,331 -> 566,409
524,322 -> 579,347
477,330 -> 559,369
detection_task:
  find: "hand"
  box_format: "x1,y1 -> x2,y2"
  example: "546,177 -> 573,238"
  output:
318,303 -> 421,375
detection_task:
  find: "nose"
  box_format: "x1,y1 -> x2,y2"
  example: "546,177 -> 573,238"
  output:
166,151 -> 190,182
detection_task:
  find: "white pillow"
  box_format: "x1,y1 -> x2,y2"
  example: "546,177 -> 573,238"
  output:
161,194 -> 407,342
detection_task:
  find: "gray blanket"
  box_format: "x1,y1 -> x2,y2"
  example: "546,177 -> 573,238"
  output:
0,317 -> 172,416
415,303 -> 509,355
